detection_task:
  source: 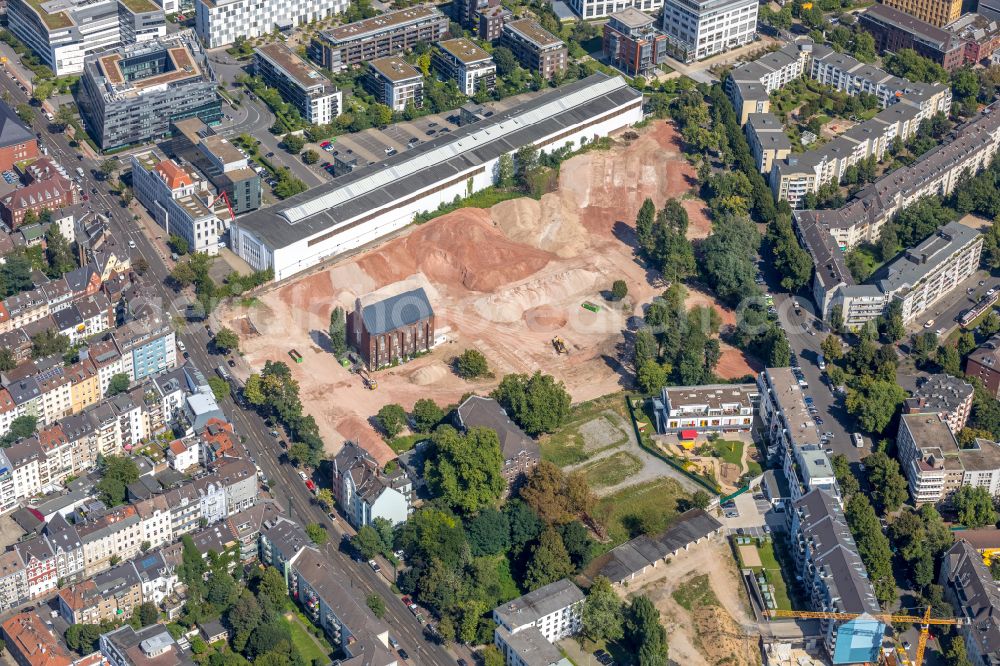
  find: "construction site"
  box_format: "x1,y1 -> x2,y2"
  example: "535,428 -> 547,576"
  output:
220,119 -> 756,461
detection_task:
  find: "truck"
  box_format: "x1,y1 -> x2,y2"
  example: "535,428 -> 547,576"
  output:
852,432 -> 864,448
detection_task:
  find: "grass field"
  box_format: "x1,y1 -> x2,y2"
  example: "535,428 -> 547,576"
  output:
672,574 -> 720,611
712,440 -> 743,468
593,477 -> 690,546
756,540 -> 792,610
541,393 -> 630,467
388,433 -> 425,454
283,614 -> 330,664
581,451 -> 642,489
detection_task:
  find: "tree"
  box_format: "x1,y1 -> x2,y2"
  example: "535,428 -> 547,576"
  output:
0,415 -> 36,447
497,154 -> 514,189
455,349 -> 489,379
207,569 -> 238,608
846,377 -> 906,433
820,335 -> 844,363
301,149 -> 319,165
168,234 -> 190,256
425,425 -> 505,513
136,601 -> 158,626
328,306 -> 347,356
98,159 -> 118,180
866,451 -> 909,513
315,488 -> 334,511
583,576 -> 624,643
493,46 -> 517,76
45,226 -> 75,276
208,376 -> 229,402
371,104 -> 393,127
376,403 -> 407,438
95,455 -> 139,507
214,328 -> 240,354
491,371 -> 571,436
524,527 -> 574,590
282,133 -> 305,154
15,104 -> 32,124
65,625 -> 103,653
0,348 -> 14,372
953,485 -> 998,528
105,373 -> 131,396
831,453 -> 861,497
611,280 -> 628,300
625,595 -> 668,666
468,508 -> 510,556
846,494 -> 897,605
352,525 -> 387,560
305,523 -> 328,545
31,328 -> 69,359
366,594 -> 386,618
412,398 -> 444,432
481,646 -> 505,666
637,360 -> 668,395
54,104 -> 75,130
691,490 -> 711,509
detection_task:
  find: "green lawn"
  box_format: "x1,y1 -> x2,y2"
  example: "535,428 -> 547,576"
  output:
540,393 -> 630,467
593,478 -> 690,546
388,433 -> 425,454
755,540 -> 792,611
672,574 -> 719,611
711,440 -> 744,468
282,614 -> 330,664
581,452 -> 642,489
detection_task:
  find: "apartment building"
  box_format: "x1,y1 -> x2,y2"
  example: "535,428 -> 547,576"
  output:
456,396 -> 540,493
493,579 -> 584,666
903,373 -> 974,433
195,0 -> 344,48
946,13 -> 1000,64
566,0 -> 663,20
660,0 -> 757,63
786,489 -> 884,664
253,43 -> 342,126
78,31 -> 221,151
859,4 -> 966,70
652,382 -> 758,434
726,41 -> 812,124
0,174 -> 77,229
603,8 -> 669,77
881,0 -> 961,27
260,515 -> 311,580
897,413 -> 1000,504
500,19 -> 567,79
101,623 -> 193,666
0,104 -> 37,174
332,440 -> 411,527
746,113 -> 791,175
169,118 -> 261,216
6,0 -> 166,76
365,56 -> 423,112
58,559 -> 143,624
456,0 -> 510,40
939,541 -> 1000,665
967,333 -> 1000,399
131,150 -> 227,255
2,611 -> 74,666
432,38 -> 496,97
309,5 -> 448,72
77,504 -> 143,576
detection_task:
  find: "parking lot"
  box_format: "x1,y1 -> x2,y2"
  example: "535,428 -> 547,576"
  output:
719,492 -> 784,539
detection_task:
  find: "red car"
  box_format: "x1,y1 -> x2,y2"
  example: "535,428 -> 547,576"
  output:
305,479 -> 316,493
320,141 -> 331,148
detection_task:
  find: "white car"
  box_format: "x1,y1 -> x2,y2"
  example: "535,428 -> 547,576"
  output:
128,240 -> 136,249
177,340 -> 186,352
923,319 -> 935,328
298,470 -> 307,481
989,288 -> 997,297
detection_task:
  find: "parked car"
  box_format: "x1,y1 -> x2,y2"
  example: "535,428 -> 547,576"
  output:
398,649 -> 409,660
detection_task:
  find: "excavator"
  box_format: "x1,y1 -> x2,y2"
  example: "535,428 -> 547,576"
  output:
357,367 -> 377,390
552,337 -> 568,354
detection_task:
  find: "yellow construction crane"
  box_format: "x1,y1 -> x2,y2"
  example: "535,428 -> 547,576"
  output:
768,606 -> 962,666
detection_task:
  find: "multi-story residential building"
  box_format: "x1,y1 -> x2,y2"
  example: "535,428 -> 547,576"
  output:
565,0 -> 662,20
111,315 -> 177,381
365,56 -> 423,112
652,382 -> 758,434
433,38 -> 496,96
100,622 -> 194,666
289,546 -> 395,656
131,551 -> 176,606
0,104 -> 37,173
2,611 -> 74,666
500,19 -> 567,79
78,31 -> 221,151
77,504 -> 143,576
6,0 -> 166,76
456,396 -> 540,492
859,4 -> 966,70
15,536 -> 56,600
968,333 -> 1000,399
726,41 -> 812,124
7,439 -> 45,503
939,540 -> 1000,665
903,373 -> 974,433
348,287 -> 434,370
135,494 -> 172,551
881,0 -> 961,27
332,440 -> 411,527
259,515 -> 311,581
44,513 -> 84,584
897,413 -> 1000,504
947,13 -> 1000,65
746,113 -> 791,175
0,174 -> 77,229
0,551 -> 27,612
253,43 -> 341,126
493,579 -> 584,666
169,118 -> 262,215
131,150 -> 227,256
786,489 -> 883,664
309,4 -> 448,72
603,7 -> 668,77
58,559 -> 143,624
660,0 -> 757,63
195,0 -> 345,48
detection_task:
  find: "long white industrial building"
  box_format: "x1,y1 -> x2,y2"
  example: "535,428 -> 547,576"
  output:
230,73 -> 644,281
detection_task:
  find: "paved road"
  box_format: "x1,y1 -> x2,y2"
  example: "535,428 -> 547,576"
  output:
0,74 -> 457,666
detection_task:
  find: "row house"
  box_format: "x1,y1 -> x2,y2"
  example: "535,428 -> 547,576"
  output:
111,316 -> 177,382
1,513 -> 85,608
15,536 -> 56,599
77,505 -> 143,577
135,494 -> 172,552
52,293 -> 114,345
227,500 -> 281,564
58,559 -> 143,625
130,551 -> 176,607
0,550 -> 27,611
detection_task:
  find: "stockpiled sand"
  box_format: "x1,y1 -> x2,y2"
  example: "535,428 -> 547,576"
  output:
223,120 -> 757,458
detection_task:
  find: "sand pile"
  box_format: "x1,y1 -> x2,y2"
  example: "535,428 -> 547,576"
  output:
472,267 -> 603,323
411,364 -> 448,386
491,195 -> 588,258
692,606 -> 758,666
356,210 -> 553,293
524,304 -> 568,331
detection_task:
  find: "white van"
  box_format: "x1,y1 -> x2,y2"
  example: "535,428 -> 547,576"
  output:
852,433 -> 864,448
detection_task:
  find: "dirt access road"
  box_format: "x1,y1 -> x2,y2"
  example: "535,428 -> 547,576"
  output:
222,121 -> 757,462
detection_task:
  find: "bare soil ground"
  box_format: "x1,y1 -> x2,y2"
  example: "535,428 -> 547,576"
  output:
628,539 -> 758,666
221,121 -> 757,460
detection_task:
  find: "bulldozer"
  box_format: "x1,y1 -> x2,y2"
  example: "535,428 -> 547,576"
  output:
552,337 -> 568,354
